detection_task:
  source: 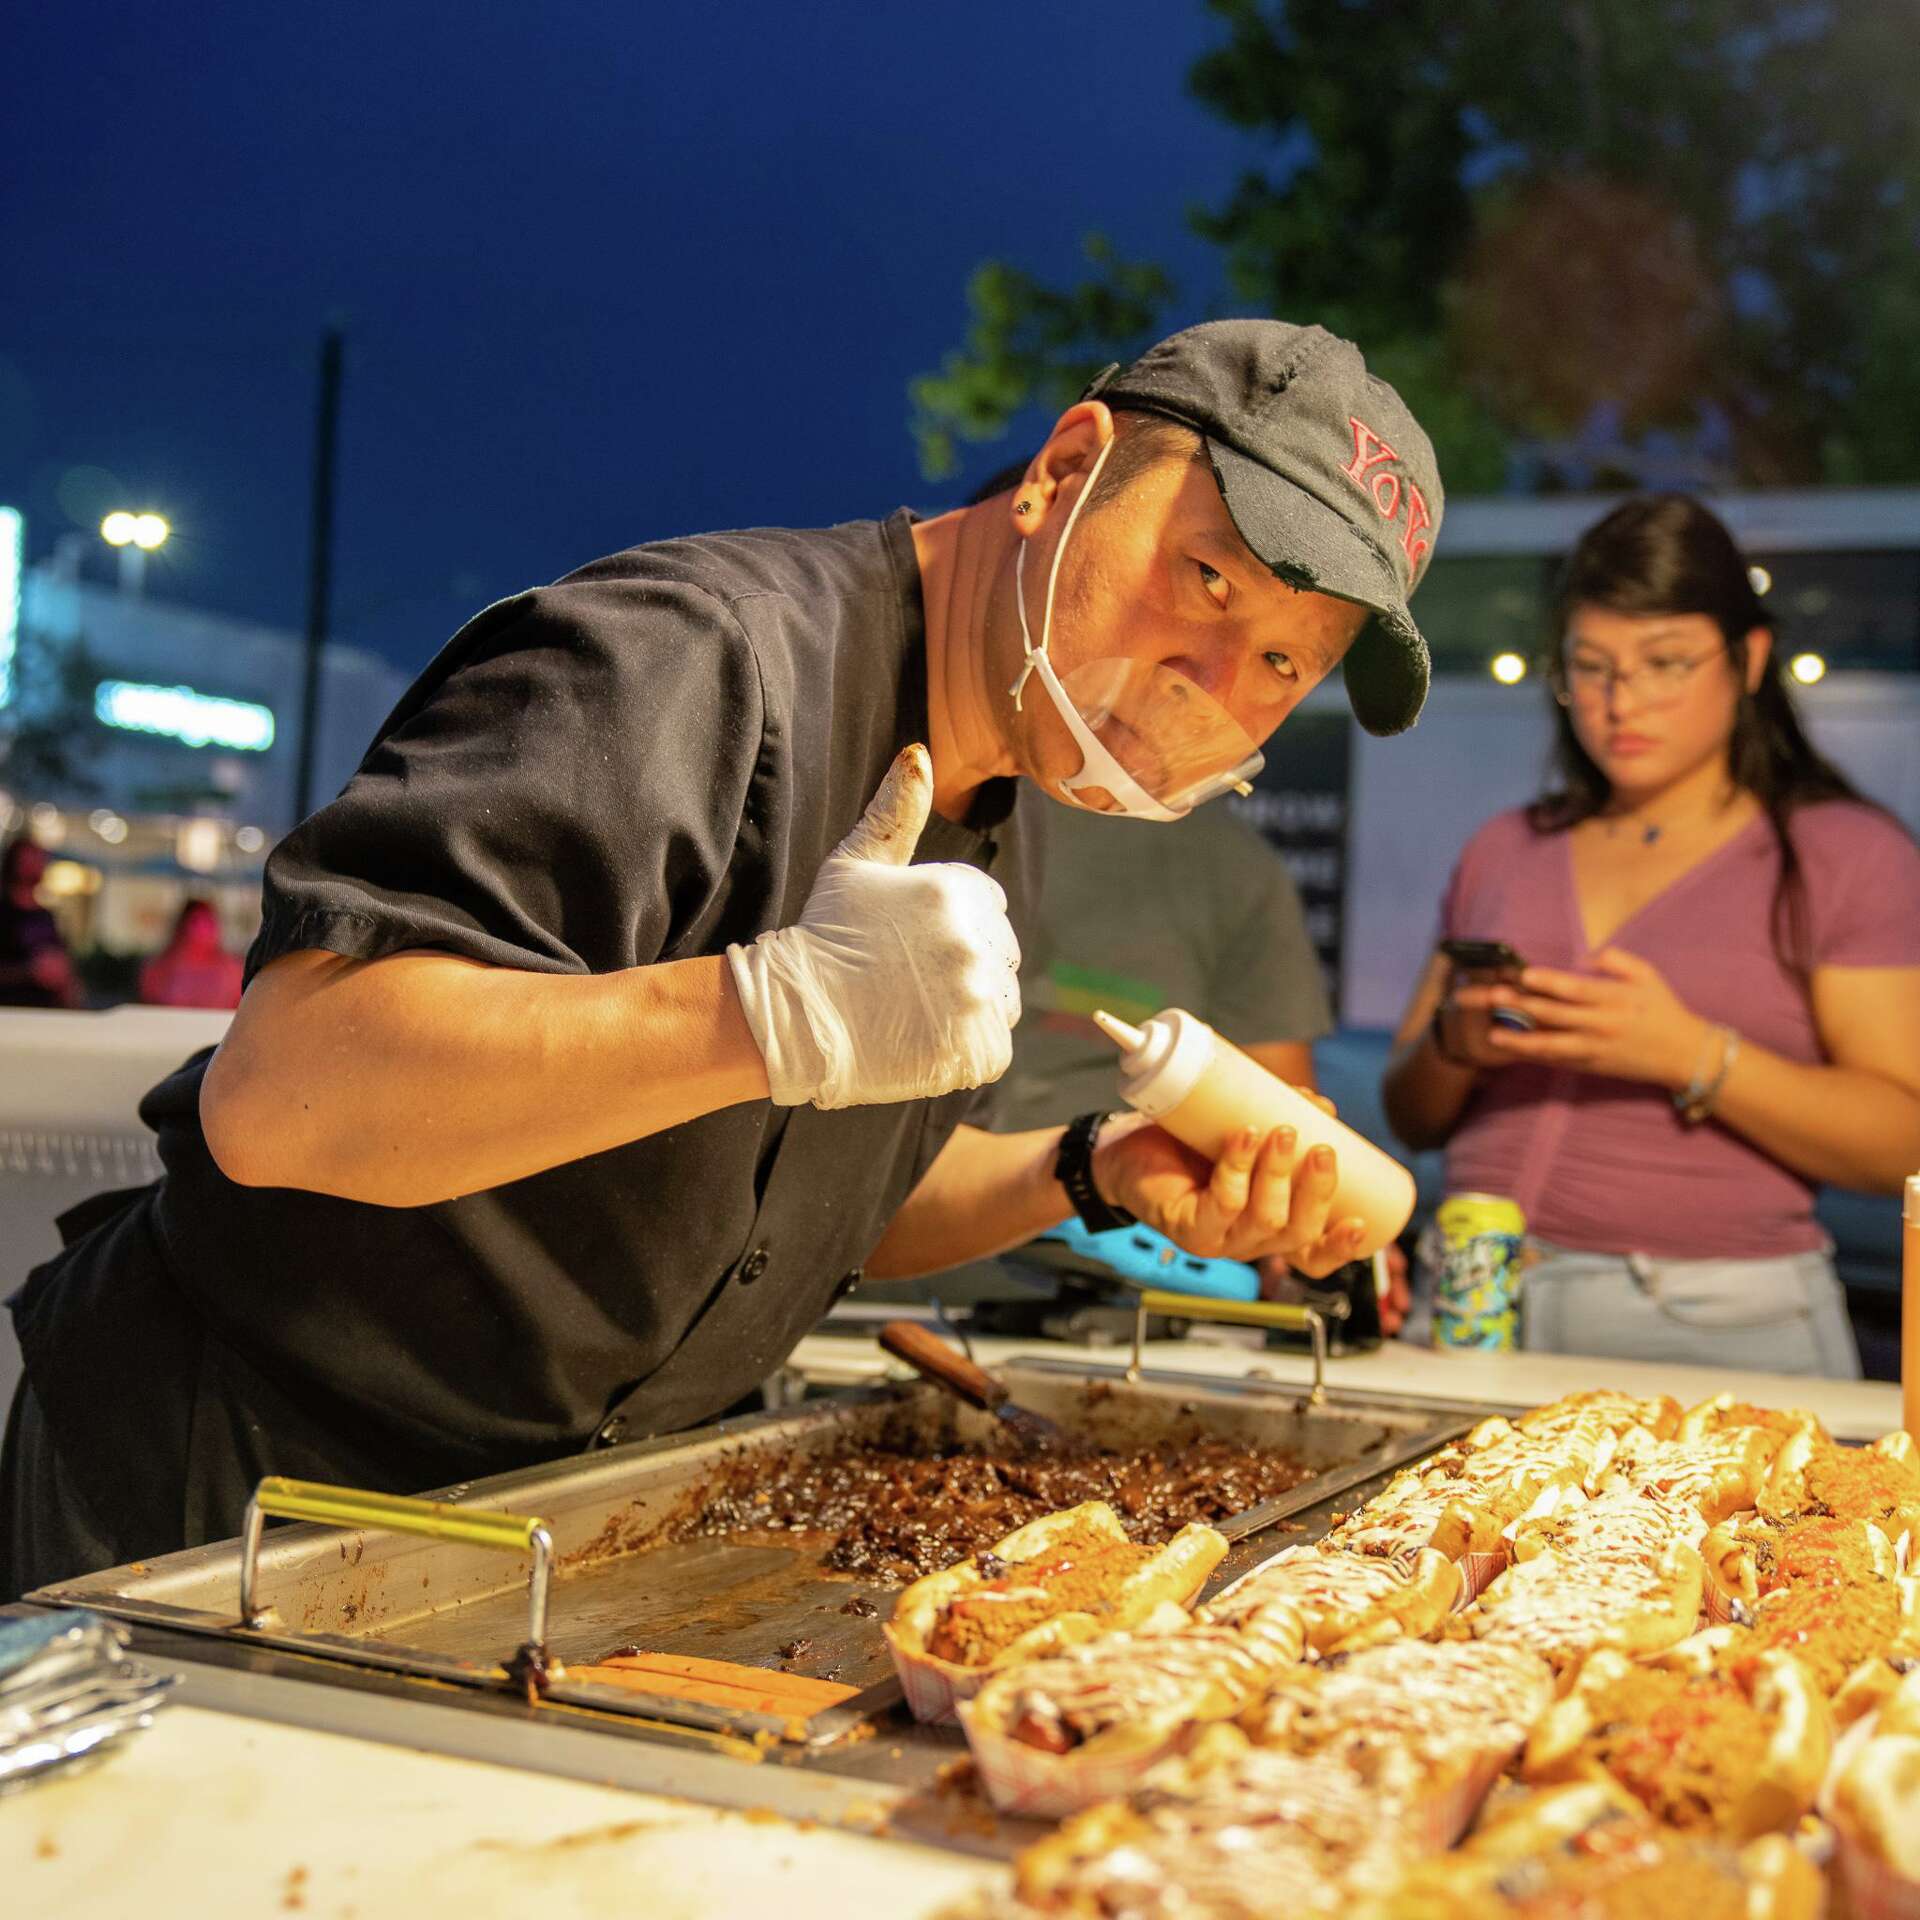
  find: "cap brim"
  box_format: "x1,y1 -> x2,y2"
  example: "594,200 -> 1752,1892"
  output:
1207,436 -> 1430,736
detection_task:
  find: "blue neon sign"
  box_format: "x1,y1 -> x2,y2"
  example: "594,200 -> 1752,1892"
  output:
94,679 -> 276,752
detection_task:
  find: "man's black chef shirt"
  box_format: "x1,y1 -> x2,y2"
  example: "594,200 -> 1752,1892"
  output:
10,512 -> 1040,1560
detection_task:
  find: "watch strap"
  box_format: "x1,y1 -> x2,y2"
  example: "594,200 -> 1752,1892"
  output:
1056,1111 -> 1137,1233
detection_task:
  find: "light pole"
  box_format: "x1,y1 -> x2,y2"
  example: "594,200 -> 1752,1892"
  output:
99,510 -> 170,597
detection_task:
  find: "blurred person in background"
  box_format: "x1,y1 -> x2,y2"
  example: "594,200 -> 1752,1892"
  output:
884,796 -> 1412,1327
0,835 -> 83,1010
1382,495 -> 1920,1376
138,898 -> 243,1011
1011,801 -> 1413,1328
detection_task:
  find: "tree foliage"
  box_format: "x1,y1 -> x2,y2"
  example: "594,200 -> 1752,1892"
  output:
914,0 -> 1920,493
0,624 -> 107,799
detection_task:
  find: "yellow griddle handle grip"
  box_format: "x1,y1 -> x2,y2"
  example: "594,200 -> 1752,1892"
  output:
238,1476 -> 554,1657
1128,1290 -> 1329,1403
1132,1291 -> 1315,1331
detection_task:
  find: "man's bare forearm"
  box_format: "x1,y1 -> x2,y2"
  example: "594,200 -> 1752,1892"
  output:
201,948 -> 769,1206
862,1123 -> 1073,1280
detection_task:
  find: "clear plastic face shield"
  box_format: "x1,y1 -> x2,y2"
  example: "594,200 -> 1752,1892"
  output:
1009,436 -> 1265,822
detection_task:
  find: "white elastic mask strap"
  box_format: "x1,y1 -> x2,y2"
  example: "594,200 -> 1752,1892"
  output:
1009,438 -> 1184,822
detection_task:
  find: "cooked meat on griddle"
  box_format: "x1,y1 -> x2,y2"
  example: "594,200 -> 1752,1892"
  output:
687,1434 -> 1315,1583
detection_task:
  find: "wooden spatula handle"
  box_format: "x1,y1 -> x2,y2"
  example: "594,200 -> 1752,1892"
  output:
877,1320 -> 1008,1412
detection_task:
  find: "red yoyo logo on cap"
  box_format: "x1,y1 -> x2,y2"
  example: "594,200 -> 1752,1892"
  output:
1341,418 -> 1434,580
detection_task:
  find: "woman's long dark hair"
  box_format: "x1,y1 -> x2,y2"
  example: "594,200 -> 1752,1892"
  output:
1528,493 -> 1867,974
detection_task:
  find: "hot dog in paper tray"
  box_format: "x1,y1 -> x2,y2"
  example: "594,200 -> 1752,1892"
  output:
958,1595 -> 1306,1818
1521,1636 -> 1832,1840
1826,1664 -> 1920,1920
1698,1429 -> 1920,1624
882,1500 -> 1227,1724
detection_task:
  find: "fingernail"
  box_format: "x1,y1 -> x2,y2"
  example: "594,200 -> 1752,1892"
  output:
1277,1128 -> 1297,1151
1312,1146 -> 1334,1170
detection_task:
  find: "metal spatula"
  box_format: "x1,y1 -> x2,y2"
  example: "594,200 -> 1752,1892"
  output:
877,1320 -> 1069,1452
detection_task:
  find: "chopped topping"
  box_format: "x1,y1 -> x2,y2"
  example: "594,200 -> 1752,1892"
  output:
1736,1580 -> 1903,1694
928,1535 -> 1152,1666
1577,1668 -> 1772,1832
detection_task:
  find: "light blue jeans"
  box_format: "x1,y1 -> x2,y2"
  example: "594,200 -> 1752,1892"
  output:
1517,1239 -> 1861,1379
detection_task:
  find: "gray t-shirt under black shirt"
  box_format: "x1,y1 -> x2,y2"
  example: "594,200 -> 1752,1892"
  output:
993,801 -> 1332,1133
12,512 -> 1039,1559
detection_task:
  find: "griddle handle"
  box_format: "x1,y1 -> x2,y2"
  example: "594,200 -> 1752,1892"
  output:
878,1319 -> 1008,1412
238,1476 -> 555,1690
1127,1290 -> 1330,1406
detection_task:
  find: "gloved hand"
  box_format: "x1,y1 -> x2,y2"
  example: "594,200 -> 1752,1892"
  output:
727,744 -> 1021,1109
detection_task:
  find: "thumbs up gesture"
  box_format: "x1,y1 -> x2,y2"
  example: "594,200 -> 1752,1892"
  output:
727,745 -> 1023,1109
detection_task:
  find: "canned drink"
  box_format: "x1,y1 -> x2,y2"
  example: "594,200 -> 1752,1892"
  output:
1431,1192 -> 1526,1352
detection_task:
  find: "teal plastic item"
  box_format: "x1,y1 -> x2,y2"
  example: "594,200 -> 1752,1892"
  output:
1034,1216 -> 1260,1301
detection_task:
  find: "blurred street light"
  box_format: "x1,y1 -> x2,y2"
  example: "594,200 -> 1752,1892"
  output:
1790,651 -> 1827,685
100,509 -> 170,595
1490,651 -> 1529,685
176,817 -> 225,874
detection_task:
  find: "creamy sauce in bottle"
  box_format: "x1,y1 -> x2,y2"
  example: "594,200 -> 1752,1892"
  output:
1094,1007 -> 1416,1258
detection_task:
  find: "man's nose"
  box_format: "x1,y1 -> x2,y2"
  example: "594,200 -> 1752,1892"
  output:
1175,647 -> 1240,707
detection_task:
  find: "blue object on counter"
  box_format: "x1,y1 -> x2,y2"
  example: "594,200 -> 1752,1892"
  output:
0,1608 -> 108,1681
1034,1216 -> 1261,1301
0,1605 -> 180,1797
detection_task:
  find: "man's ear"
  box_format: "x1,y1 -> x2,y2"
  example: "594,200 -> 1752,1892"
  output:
1742,624 -> 1773,691
1012,401 -> 1114,537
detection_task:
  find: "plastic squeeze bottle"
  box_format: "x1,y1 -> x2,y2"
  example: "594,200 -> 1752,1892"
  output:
1093,1007 -> 1417,1258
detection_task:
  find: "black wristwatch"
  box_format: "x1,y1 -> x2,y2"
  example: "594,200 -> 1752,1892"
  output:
1055,1111 -> 1137,1233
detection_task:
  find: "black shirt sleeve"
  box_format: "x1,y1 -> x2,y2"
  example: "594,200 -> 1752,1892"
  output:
249,571 -> 766,981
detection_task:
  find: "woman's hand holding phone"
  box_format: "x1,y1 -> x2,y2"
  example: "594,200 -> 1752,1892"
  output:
1471,946 -> 1713,1089
1433,938 -> 1529,1069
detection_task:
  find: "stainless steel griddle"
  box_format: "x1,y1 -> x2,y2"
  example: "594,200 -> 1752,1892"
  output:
32,1360 -> 1472,1752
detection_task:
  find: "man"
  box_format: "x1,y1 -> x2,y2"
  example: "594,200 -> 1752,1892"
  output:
2,320 -> 1442,1594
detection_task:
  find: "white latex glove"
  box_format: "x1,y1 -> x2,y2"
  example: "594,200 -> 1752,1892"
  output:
727,744 -> 1021,1109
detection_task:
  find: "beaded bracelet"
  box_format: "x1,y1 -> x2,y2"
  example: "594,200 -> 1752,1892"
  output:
1674,1024 -> 1740,1124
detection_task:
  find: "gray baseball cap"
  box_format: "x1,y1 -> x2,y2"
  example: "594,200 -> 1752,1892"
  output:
1087,319 -> 1443,736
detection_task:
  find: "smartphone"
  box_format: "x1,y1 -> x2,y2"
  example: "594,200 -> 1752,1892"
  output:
1440,938 -> 1527,974
1438,937 -> 1535,1034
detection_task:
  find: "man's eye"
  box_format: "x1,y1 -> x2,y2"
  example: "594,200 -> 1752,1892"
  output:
1265,651 -> 1299,683
1196,561 -> 1230,607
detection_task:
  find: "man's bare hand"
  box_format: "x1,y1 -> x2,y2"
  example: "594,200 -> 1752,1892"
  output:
1093,1119 -> 1367,1280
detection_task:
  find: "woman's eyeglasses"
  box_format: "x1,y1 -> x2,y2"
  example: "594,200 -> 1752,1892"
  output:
1550,645 -> 1728,708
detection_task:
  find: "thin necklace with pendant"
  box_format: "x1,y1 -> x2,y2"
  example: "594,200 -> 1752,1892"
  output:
1605,785 -> 1738,849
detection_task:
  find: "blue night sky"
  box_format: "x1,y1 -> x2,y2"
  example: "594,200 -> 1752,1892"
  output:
2,3 -> 1254,677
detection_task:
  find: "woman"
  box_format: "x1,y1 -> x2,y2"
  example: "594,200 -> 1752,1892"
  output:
137,896 -> 243,1010
1382,495 -> 1920,1376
